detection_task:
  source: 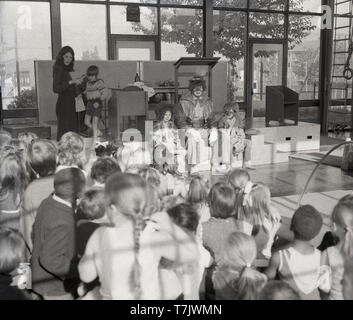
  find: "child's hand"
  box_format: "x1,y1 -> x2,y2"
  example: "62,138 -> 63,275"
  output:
93,102 -> 99,109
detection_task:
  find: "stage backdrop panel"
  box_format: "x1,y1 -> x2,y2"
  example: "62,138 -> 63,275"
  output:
35,60 -> 228,125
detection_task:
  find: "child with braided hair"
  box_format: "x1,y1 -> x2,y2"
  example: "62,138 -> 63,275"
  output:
78,173 -> 146,300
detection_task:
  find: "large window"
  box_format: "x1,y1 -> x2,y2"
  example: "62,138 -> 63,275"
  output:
110,5 -> 158,35
61,3 -> 107,60
0,1 -> 51,109
213,10 -> 246,101
288,15 -> 320,100
161,8 -> 203,60
289,0 -> 322,13
249,13 -> 285,39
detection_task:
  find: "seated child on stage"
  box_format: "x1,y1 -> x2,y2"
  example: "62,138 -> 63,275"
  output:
217,103 -> 253,170
265,205 -> 325,300
84,65 -> 108,144
153,105 -> 186,176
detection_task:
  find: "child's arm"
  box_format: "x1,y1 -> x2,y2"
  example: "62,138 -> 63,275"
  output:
97,80 -> 108,101
264,250 -> 280,280
78,230 -> 99,283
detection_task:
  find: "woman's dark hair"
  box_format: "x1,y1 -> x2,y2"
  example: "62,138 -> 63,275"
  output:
29,139 -> 57,178
54,46 -> 75,72
91,157 -> 121,184
167,203 -> 199,234
208,182 -> 237,219
78,188 -> 106,220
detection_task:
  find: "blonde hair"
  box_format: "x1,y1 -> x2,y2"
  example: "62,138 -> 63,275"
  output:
227,168 -> 250,191
221,232 -> 267,300
332,195 -> 353,257
105,173 -> 146,299
186,175 -> 209,206
58,131 -> 85,167
236,183 -> 274,234
138,167 -> 161,189
18,132 -> 38,152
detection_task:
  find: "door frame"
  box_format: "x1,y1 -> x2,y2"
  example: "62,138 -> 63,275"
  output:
109,34 -> 160,60
246,38 -> 287,118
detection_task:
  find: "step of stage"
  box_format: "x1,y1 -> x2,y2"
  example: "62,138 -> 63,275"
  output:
251,141 -> 289,166
253,121 -> 321,152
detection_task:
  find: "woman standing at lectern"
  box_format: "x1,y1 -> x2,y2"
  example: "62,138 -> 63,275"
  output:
53,46 -> 84,140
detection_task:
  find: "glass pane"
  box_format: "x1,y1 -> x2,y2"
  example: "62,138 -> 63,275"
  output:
252,43 -> 283,117
250,0 -> 286,10
115,40 -> 155,60
213,0 -> 247,8
288,15 -> 320,99
213,10 -> 246,101
289,0 -> 323,13
160,0 -> 202,5
161,8 -> 203,60
299,107 -> 320,124
61,3 -> 107,60
0,1 -> 51,109
110,5 -> 157,35
249,13 -> 285,39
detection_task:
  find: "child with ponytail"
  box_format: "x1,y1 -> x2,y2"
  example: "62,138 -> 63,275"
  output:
321,195 -> 353,300
78,173 -> 146,300
212,232 -> 267,300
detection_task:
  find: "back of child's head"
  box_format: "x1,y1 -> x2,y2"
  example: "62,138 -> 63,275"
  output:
238,183 -> 272,228
0,151 -> 29,199
105,173 -> 146,299
18,132 -> 38,151
167,203 -> 199,234
29,139 -> 57,178
227,168 -> 250,191
208,182 -> 236,219
291,205 -> 323,241
58,131 -> 85,167
0,227 -> 24,274
78,188 -> 106,221
186,175 -> 209,206
87,65 -> 99,76
332,195 -> 353,257
138,166 -> 161,189
90,156 -> 121,185
143,183 -> 161,218
258,280 -> 300,300
54,167 -> 86,203
161,195 -> 185,211
222,232 -> 267,300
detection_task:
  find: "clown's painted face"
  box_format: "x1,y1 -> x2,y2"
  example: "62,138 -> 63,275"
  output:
192,85 -> 204,98
225,108 -> 236,120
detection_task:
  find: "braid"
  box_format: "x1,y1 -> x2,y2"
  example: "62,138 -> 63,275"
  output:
131,212 -> 144,300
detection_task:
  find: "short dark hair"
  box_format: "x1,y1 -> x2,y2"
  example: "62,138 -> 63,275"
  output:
78,188 -> 106,220
258,280 -> 300,300
54,167 -> 86,202
167,203 -> 199,233
29,139 -> 57,177
87,65 -> 99,76
0,228 -> 24,274
91,157 -> 121,184
208,182 -> 237,219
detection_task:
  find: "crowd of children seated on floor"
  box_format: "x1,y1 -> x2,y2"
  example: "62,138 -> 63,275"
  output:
0,129 -> 353,300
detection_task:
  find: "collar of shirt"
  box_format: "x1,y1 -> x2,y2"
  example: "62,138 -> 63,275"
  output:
52,194 -> 73,208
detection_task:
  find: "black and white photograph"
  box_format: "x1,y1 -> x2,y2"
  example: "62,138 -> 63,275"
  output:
1,0 -> 353,306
